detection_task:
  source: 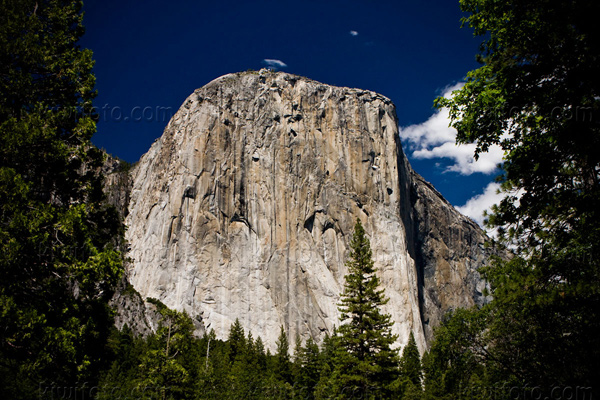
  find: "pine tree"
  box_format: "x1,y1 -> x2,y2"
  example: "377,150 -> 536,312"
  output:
399,332 -> 422,387
228,318 -> 246,363
334,219 -> 399,399
292,333 -> 303,394
314,329 -> 340,400
294,337 -> 321,400
397,332 -> 423,399
275,325 -> 292,384
293,333 -> 303,368
255,336 -> 267,371
229,328 -> 262,399
96,326 -> 143,400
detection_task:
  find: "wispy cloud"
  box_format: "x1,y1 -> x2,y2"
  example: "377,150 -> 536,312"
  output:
457,182 -> 503,228
349,30 -> 359,36
399,83 -> 504,175
262,59 -> 287,70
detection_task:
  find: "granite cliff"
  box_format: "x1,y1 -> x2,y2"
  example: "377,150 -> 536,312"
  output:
114,70 -> 497,352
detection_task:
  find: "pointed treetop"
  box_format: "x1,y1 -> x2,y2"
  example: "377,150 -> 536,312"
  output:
400,331 -> 422,387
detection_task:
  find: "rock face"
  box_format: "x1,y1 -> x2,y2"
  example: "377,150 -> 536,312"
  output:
123,70 -> 496,352
102,155 -> 133,219
409,173 -> 494,343
109,278 -> 162,337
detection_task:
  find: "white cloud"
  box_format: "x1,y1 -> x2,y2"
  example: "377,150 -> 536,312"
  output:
399,83 -> 504,175
349,30 -> 359,36
457,182 -> 503,227
262,59 -> 287,69
413,140 -> 504,175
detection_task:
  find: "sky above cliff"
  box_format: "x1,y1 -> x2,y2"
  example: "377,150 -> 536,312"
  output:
81,0 -> 503,228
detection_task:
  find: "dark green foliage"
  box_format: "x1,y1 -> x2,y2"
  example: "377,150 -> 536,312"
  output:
255,335 -> 268,370
228,318 -> 246,363
138,305 -> 196,399
97,310 -> 400,400
292,333 -> 302,378
401,382 -> 423,400
196,329 -> 231,399
96,285 -> 415,400
399,333 -> 422,389
314,329 -> 341,399
293,337 -> 321,400
98,314 -> 336,399
332,219 -> 400,399
434,0 -> 600,394
96,326 -> 145,399
0,0 -> 124,397
274,325 -> 293,390
392,333 -> 424,399
97,309 -> 206,400
421,309 -> 488,399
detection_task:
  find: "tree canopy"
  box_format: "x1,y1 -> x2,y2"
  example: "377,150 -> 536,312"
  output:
0,1 -> 124,397
435,0 -> 600,394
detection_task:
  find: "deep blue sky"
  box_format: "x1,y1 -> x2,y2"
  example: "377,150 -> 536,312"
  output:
81,0 -> 499,217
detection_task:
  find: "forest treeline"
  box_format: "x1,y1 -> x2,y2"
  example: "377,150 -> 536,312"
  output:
88,303 -> 423,400
86,220 -> 426,400
1,0 -> 598,399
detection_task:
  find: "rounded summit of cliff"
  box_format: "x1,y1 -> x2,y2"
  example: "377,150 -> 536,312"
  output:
194,69 -> 394,108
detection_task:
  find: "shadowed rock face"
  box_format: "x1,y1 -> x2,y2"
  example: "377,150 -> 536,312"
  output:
121,70 -> 497,352
409,173 -> 495,343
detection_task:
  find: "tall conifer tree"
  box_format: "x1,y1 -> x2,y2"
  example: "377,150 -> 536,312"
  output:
399,332 -> 422,387
333,219 -> 399,399
274,325 -> 292,384
227,318 -> 246,363
295,337 -> 321,400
